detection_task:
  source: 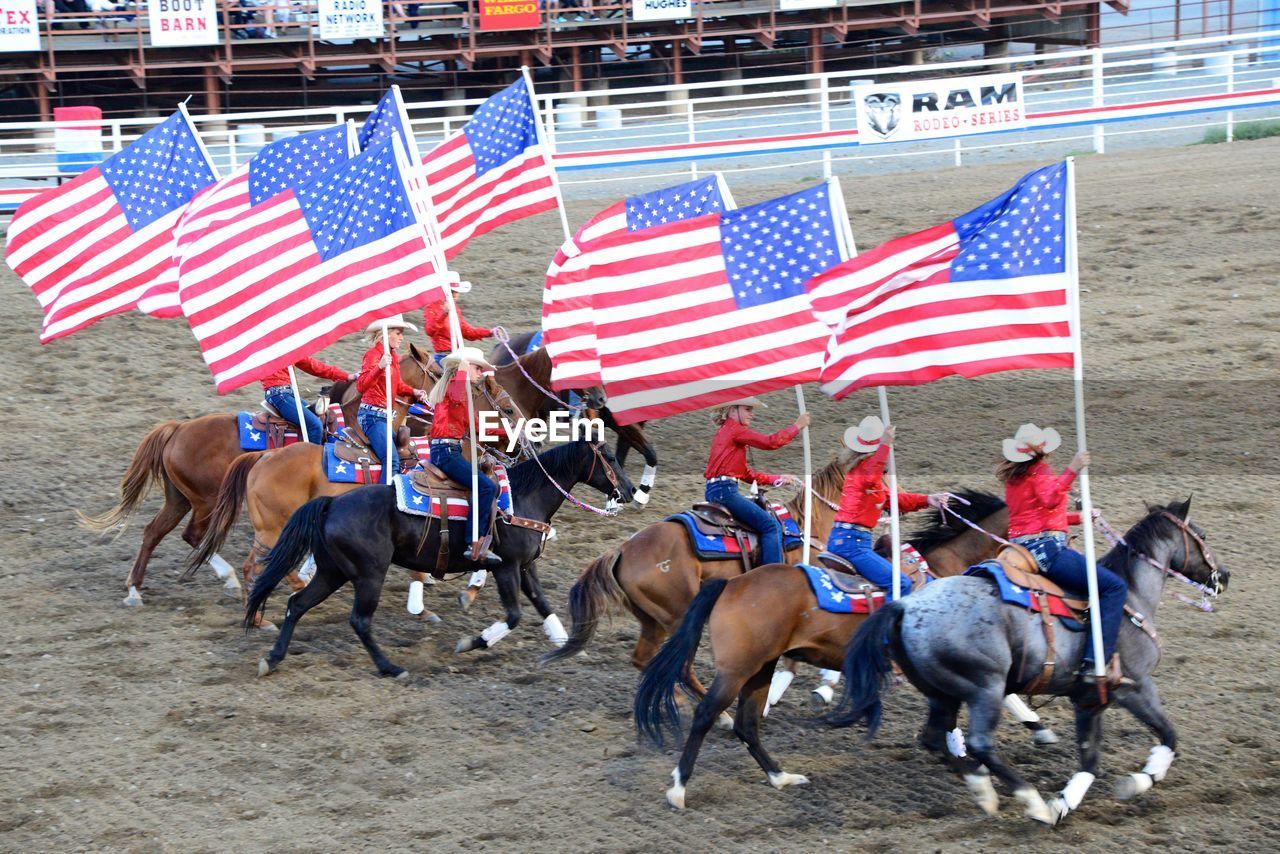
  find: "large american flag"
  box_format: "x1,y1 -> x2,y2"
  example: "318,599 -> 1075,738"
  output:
178,139 -> 448,393
542,175 -> 734,391
173,123 -> 354,308
582,183 -> 848,425
808,162 -> 1075,399
7,109 -> 217,341
359,86 -> 416,156
421,78 -> 558,260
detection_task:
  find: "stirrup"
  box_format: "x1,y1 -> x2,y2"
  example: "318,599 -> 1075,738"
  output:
469,537 -> 501,565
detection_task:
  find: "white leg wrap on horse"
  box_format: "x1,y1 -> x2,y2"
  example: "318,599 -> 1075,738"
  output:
207,553 -> 236,580
765,669 -> 795,716
946,727 -> 967,758
767,771 -> 810,789
1014,787 -> 1058,825
1118,772 -> 1154,799
298,554 -> 316,585
1060,771 -> 1095,811
467,569 -> 488,589
480,621 -> 511,646
1003,694 -> 1040,723
407,580 -> 425,615
633,465 -> 657,505
666,768 -> 686,810
1143,744 -> 1175,782
122,585 -> 143,607
542,614 -> 568,646
812,684 -> 835,705
819,669 -> 841,686
964,773 -> 999,816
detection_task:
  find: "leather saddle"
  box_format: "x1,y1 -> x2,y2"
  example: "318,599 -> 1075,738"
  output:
687,502 -> 759,571
995,544 -> 1089,613
812,550 -> 930,596
408,458 -> 503,579
252,402 -> 299,448
331,426 -> 417,483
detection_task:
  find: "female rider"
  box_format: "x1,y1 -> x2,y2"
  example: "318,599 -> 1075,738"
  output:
423,294 -> 492,365
260,357 -> 352,444
356,315 -> 429,483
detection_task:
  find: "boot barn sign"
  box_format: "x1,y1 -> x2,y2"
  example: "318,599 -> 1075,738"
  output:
147,0 -> 219,46
853,72 -> 1027,144
319,0 -> 384,39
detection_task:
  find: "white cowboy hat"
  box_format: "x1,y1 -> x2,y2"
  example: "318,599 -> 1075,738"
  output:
366,314 -> 418,333
843,415 -> 885,453
1002,423 -> 1062,462
721,396 -> 767,409
443,346 -> 494,370
446,271 -> 473,294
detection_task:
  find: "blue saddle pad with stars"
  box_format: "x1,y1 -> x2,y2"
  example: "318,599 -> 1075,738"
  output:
965,561 -> 1086,631
238,411 -> 267,450
323,441 -> 383,484
393,464 -> 512,518
796,563 -> 885,614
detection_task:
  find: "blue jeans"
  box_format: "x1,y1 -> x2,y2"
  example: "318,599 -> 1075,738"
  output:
357,408 -> 396,484
828,526 -> 911,602
1016,533 -> 1128,664
265,389 -> 325,444
432,353 -> 446,365
705,480 -> 783,565
431,441 -> 496,537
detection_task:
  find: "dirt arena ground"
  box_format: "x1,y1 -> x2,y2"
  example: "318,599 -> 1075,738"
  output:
2,141 -> 1278,852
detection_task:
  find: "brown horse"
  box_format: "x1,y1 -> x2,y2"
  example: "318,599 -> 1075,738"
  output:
78,345 -> 439,607
631,501 -> 1037,810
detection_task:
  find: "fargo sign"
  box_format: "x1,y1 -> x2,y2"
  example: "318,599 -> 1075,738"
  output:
853,72 -> 1026,144
478,0 -> 539,30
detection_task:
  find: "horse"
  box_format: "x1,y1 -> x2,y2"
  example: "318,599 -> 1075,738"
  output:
78,346 -> 439,607
244,439 -> 636,678
489,331 -> 659,504
826,498 -> 1229,825
630,492 -> 1056,811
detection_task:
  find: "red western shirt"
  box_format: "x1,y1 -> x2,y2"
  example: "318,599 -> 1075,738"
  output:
703,419 -> 799,485
259,357 -> 347,392
356,344 -> 415,409
424,300 -> 492,354
429,372 -> 486,440
834,444 -> 929,527
1005,460 -> 1083,538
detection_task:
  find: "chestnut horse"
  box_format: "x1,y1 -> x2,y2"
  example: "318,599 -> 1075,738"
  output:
78,346 -> 438,607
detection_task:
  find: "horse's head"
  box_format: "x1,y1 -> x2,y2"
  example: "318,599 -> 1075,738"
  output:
582,439 -> 635,511
580,386 -> 608,411
1151,495 -> 1229,594
479,377 -> 522,450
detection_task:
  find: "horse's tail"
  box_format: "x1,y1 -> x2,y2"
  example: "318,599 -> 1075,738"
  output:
633,577 -> 728,749
184,451 -> 265,580
243,496 -> 331,630
77,420 -> 182,534
825,600 -> 906,737
539,548 -> 626,666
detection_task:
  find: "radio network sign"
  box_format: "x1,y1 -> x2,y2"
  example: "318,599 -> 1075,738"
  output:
853,72 -> 1026,144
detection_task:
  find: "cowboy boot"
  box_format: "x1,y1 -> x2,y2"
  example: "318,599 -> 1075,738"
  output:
468,534 -> 501,565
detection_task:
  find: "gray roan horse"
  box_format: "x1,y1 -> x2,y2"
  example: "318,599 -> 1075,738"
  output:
826,498 -> 1228,825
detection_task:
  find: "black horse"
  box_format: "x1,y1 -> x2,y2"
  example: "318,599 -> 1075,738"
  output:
245,440 -> 635,678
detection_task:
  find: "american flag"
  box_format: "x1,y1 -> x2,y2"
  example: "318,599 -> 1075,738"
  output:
421,78 -> 558,260
584,183 -> 848,425
178,139 -> 448,393
359,86 -> 416,156
7,109 -> 217,341
808,162 -> 1074,399
173,123 -> 355,309
542,175 -> 734,391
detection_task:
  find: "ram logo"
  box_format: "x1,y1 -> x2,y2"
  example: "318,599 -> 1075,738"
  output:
862,92 -> 902,140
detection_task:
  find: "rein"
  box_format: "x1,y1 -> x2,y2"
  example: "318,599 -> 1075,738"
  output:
938,500 -> 1015,548
1094,511 -> 1220,613
491,326 -> 581,414
515,440 -> 620,517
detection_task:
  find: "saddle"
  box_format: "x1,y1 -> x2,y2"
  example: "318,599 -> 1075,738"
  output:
332,426 -> 417,483
251,405 -> 300,449
812,548 -> 931,600
688,502 -> 759,572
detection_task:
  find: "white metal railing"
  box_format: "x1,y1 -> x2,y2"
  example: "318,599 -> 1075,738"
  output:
2,28 -> 1278,209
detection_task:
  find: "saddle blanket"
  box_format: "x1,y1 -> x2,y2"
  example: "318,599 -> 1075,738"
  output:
525,330 -> 543,353
965,561 -> 1085,630
393,463 -> 512,519
328,403 -> 345,431
324,442 -> 384,483
667,501 -> 803,557
797,563 -> 886,614
238,411 -> 298,451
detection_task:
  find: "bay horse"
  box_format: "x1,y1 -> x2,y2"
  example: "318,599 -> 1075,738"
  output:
826,498 -> 1228,825
244,439 -> 636,678
78,345 -> 439,607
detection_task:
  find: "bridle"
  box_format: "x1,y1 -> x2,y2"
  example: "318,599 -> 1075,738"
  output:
1093,510 -> 1223,612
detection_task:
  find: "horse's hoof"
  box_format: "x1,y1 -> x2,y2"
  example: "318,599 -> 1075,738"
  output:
257,620 -> 278,633
455,637 -> 475,654
458,588 -> 478,612
1014,787 -> 1058,825
419,610 -> 442,623
716,711 -> 734,730
767,771 -> 810,789
666,769 -> 686,810
257,658 -> 276,678
382,668 -> 410,681
1115,772 -> 1152,801
965,773 -> 999,816
811,684 -> 835,708
122,586 -> 143,607
1033,727 -> 1060,745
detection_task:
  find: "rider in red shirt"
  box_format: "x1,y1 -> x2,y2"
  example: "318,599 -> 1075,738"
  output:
424,296 -> 492,364
827,416 -> 947,600
356,316 -> 429,483
427,346 -> 500,565
703,397 -> 808,566
998,423 -> 1125,686
260,357 -> 351,444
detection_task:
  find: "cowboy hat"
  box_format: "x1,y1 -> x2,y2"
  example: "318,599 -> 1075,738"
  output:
1001,423 -> 1062,462
446,271 -> 473,294
720,396 -> 767,409
443,346 -> 494,370
366,314 -> 418,333
843,415 -> 885,453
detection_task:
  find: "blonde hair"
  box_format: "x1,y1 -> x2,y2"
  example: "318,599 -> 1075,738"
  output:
996,450 -> 1048,484
428,362 -> 459,406
712,404 -> 746,426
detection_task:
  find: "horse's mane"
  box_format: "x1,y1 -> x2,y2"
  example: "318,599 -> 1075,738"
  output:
904,488 -> 1006,553
1097,501 -> 1187,580
784,452 -> 854,522
506,440 -> 585,495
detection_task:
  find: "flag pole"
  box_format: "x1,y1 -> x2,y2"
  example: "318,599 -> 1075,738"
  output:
520,66 -> 573,243
1064,156 -> 1105,682
795,386 -> 813,565
287,366 -> 309,444
877,386 -> 902,600
382,322 -> 395,482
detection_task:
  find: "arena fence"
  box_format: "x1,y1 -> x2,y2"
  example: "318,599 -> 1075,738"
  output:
1,28 -> 1278,213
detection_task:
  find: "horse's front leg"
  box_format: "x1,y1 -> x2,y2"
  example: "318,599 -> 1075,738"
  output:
1049,704 -> 1104,822
519,562 -> 567,647
456,564 -> 521,653
1114,678 -> 1177,800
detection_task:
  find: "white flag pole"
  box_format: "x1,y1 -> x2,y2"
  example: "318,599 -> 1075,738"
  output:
520,66 -> 573,243
287,366 -> 309,444
1064,157 -> 1105,681
795,386 -> 813,565
877,386 -> 903,600
382,322 -> 395,481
